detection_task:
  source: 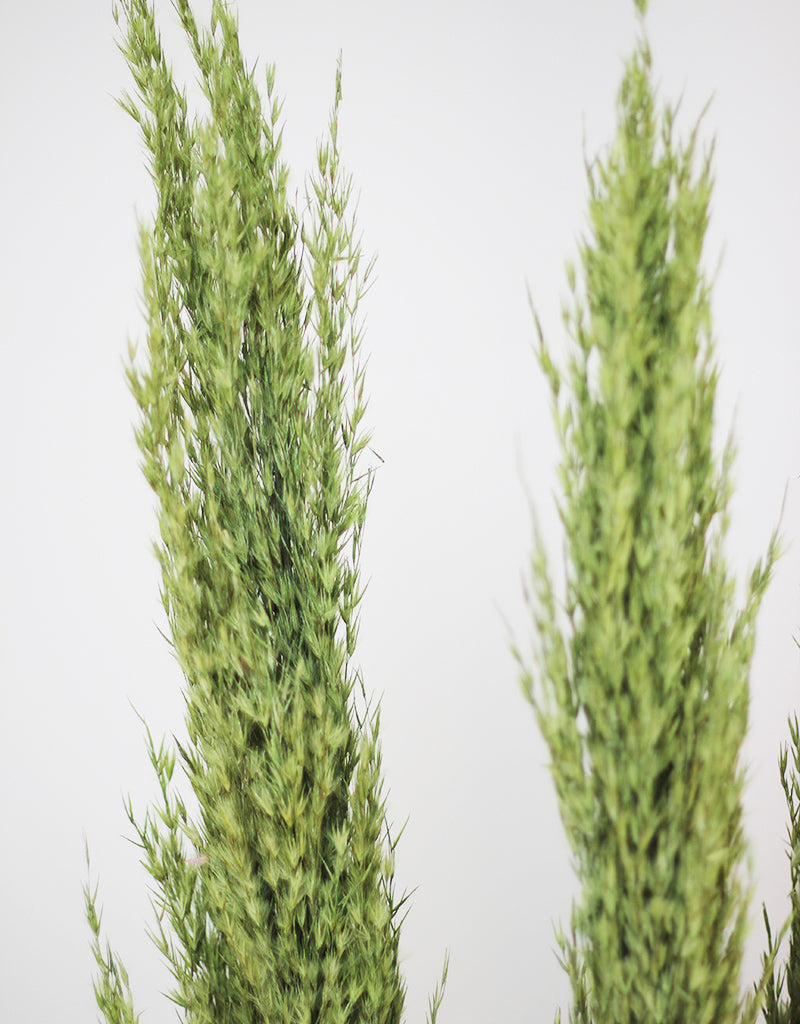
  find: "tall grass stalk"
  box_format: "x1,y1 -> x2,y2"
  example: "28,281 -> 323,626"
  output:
516,4 -> 780,1022
85,2 -> 447,1021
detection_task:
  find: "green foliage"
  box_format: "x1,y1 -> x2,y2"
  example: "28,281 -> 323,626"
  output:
518,24 -> 779,1024
87,2 -> 447,1022
761,712 -> 800,1024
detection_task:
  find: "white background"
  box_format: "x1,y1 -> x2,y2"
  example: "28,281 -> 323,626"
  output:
1,1 -> 799,1021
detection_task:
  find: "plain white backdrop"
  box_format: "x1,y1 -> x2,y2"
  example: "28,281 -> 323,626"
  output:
1,1 -> 799,1021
